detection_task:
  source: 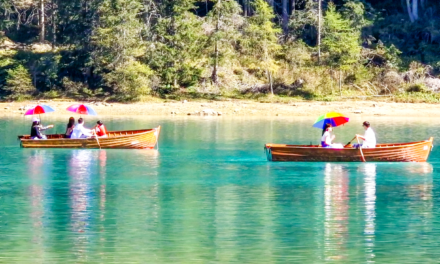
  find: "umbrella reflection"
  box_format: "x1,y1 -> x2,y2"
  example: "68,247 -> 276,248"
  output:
324,163 -> 349,261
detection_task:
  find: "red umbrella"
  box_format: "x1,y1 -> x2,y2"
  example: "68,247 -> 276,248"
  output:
24,104 -> 56,116
66,104 -> 98,116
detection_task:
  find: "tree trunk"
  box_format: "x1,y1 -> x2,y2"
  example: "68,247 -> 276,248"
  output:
52,0 -> 56,47
291,0 -> 295,16
412,0 -> 419,20
317,0 -> 322,63
282,0 -> 289,34
211,0 -> 220,84
39,0 -> 45,42
269,71 -> 273,95
243,0 -> 247,16
212,40 -> 219,84
406,0 -> 414,22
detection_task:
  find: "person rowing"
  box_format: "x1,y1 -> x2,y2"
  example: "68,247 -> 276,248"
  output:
354,121 -> 376,148
30,117 -> 54,140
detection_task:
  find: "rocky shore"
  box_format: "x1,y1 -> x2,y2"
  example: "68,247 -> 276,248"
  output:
0,99 -> 438,118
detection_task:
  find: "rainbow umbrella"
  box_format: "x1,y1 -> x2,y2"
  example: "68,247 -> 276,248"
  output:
24,104 -> 56,116
313,112 -> 349,129
66,104 -> 97,116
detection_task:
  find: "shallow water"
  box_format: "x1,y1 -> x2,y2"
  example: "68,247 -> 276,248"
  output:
0,116 -> 439,263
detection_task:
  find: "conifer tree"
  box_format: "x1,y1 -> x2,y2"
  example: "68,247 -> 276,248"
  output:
241,0 -> 281,94
3,65 -> 36,99
208,0 -> 243,84
147,0 -> 207,88
93,0 -> 151,100
322,3 -> 361,70
93,0 -> 145,68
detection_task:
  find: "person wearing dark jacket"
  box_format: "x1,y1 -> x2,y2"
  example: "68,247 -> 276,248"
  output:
30,117 -> 53,139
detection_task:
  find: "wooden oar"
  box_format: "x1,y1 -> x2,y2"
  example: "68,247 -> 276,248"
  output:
344,136 -> 357,147
356,136 -> 366,162
93,130 -> 101,149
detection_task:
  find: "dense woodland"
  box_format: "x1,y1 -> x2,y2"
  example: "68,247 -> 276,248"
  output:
1,0 -> 440,101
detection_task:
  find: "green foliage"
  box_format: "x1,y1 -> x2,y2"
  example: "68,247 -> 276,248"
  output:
406,83 -> 429,93
3,65 -> 35,100
93,0 -> 145,69
341,1 -> 372,30
322,3 -> 361,70
382,44 -> 402,68
146,4 -> 207,87
240,0 -> 281,81
207,0 -> 243,81
103,60 -> 154,101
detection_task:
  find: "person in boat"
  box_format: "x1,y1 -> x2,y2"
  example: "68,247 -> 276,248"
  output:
30,117 -> 53,140
321,123 -> 336,147
70,118 -> 94,139
355,121 -> 377,148
321,124 -> 344,148
93,120 -> 108,138
65,117 -> 75,138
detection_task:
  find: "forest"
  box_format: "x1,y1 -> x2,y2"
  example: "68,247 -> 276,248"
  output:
1,0 -> 440,102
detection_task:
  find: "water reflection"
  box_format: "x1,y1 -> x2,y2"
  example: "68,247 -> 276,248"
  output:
360,164 -> 376,263
324,163 -> 349,261
27,150 -> 50,261
68,150 -> 97,261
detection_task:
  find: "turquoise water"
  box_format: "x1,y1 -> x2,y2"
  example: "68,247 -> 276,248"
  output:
0,116 -> 439,263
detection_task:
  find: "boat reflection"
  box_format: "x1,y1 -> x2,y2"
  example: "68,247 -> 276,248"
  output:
323,163 -> 349,261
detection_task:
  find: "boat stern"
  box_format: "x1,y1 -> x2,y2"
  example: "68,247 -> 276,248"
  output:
264,144 -> 273,161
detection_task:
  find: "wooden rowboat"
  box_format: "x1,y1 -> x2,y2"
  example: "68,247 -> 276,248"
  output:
19,126 -> 161,149
265,137 -> 434,162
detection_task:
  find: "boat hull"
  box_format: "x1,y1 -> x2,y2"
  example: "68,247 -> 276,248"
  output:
19,126 -> 161,149
265,138 -> 434,162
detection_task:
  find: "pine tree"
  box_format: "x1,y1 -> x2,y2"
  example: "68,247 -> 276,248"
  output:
146,0 -> 207,88
93,0 -> 145,68
322,3 -> 361,70
92,0 -> 152,100
208,0 -> 243,84
241,0 -> 281,94
3,65 -> 36,100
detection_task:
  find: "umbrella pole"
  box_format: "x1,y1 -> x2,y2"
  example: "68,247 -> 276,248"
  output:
356,136 -> 366,162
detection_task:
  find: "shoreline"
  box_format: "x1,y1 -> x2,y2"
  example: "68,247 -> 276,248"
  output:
0,100 -> 436,118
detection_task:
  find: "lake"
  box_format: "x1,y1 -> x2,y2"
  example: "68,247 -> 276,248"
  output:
0,116 -> 439,263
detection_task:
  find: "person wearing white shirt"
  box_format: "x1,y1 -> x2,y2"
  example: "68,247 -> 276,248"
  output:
321,124 -> 335,147
320,124 -> 344,148
70,118 -> 94,139
356,121 -> 376,148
